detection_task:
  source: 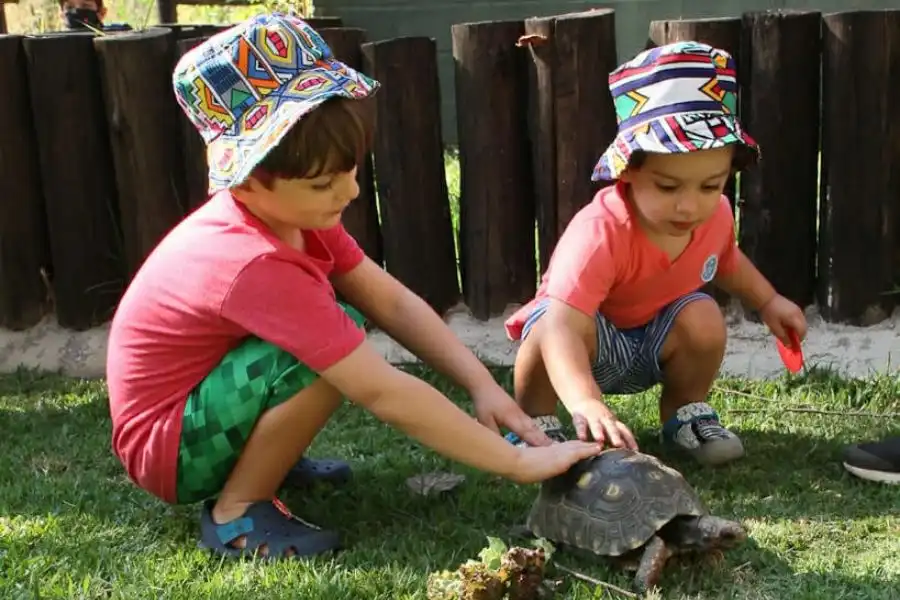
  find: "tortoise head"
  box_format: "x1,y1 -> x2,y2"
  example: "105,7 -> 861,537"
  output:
660,515 -> 747,552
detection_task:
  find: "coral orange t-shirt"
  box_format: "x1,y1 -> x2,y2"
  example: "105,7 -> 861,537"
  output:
106,191 -> 366,504
505,182 -> 738,339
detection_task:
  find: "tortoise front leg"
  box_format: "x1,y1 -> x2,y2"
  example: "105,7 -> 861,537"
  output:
633,535 -> 671,595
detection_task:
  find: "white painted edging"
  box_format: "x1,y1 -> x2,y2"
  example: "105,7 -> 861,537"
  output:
0,303 -> 898,380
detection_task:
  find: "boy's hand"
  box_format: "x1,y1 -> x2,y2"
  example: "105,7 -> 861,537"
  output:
759,294 -> 807,346
568,398 -> 639,450
509,440 -> 606,484
472,384 -> 553,447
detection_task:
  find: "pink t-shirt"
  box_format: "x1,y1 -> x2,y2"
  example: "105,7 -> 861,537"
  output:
505,182 -> 738,339
106,191 -> 366,504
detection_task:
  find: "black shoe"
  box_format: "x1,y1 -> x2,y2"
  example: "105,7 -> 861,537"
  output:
842,436 -> 900,484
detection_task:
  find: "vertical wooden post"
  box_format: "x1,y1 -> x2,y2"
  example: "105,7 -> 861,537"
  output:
306,17 -> 343,29
156,0 -> 176,26
95,27 -> 189,279
647,17 -> 742,209
452,19 -> 536,320
553,10 -> 619,252
521,16 -> 556,273
819,10 -> 900,324
361,37 -> 461,315
739,10 -> 821,315
23,32 -> 125,330
161,24 -> 230,42
175,35 -> 212,212
0,6 -> 7,35
523,10 -> 619,271
0,35 -> 50,329
319,27 -> 382,266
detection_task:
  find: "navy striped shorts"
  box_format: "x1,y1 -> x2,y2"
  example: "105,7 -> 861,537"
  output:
521,292 -> 712,395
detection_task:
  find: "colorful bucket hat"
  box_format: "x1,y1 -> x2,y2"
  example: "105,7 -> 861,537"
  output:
172,12 -> 380,193
592,40 -> 758,182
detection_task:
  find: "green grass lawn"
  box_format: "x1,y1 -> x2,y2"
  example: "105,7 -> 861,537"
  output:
1,366 -> 898,599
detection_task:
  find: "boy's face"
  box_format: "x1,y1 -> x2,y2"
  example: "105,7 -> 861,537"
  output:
60,0 -> 107,24
620,146 -> 733,238
235,166 -> 360,239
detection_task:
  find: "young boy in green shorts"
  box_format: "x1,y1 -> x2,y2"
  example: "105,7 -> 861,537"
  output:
504,41 -> 808,466
105,12 -> 602,560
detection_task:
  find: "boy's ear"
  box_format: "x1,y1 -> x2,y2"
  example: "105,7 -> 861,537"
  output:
99,6 -> 107,18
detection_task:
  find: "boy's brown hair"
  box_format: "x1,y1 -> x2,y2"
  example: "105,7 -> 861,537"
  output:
627,146 -> 755,173
248,96 -> 375,189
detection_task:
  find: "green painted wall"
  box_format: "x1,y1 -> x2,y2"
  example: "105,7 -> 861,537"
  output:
314,0 -> 899,143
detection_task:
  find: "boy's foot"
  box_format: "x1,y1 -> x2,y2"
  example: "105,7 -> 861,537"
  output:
198,498 -> 341,559
281,457 -> 352,489
842,437 -> 900,484
662,402 -> 744,467
504,415 -> 569,447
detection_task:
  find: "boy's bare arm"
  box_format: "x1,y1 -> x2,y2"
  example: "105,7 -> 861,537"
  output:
332,257 -> 502,395
713,249 -> 777,310
538,299 -> 638,449
317,340 -> 525,480
538,299 -> 604,412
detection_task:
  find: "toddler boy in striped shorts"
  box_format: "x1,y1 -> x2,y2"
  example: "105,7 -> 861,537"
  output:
504,41 -> 808,466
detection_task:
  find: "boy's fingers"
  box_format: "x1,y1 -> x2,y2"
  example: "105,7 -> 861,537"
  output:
618,422 -> 639,450
573,413 -> 589,442
569,440 -> 604,459
603,418 -> 624,448
589,419 -> 607,448
516,418 -> 552,446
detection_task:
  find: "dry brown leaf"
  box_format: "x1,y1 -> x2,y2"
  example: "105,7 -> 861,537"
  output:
406,471 -> 466,496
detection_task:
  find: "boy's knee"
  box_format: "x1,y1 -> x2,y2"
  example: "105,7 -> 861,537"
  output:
671,298 -> 726,353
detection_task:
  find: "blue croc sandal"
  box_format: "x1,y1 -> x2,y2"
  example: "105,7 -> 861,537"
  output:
282,457 -> 352,489
198,498 -> 341,560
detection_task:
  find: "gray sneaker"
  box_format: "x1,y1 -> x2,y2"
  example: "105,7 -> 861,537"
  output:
662,402 -> 744,466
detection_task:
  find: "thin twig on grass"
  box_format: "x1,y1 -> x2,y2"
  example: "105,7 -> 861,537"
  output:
554,563 -> 638,598
712,386 -> 780,402
724,407 -> 900,418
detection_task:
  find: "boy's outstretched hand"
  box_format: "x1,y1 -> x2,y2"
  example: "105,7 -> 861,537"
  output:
508,440 -> 606,484
759,293 -> 807,346
569,398 -> 639,450
472,384 -> 554,447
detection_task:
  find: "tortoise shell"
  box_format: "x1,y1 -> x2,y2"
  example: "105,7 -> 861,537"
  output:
525,448 -> 708,557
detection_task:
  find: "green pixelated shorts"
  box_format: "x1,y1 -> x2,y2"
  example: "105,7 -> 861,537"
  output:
174,303 -> 366,504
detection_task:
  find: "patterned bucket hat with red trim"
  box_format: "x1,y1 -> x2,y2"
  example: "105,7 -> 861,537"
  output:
592,40 -> 758,181
173,12 -> 380,193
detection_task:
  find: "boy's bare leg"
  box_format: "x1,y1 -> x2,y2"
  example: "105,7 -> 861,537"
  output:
658,297 -> 743,465
213,378 -> 344,551
657,297 -> 726,422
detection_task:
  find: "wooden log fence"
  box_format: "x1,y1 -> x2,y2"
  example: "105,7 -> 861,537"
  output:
818,10 -> 900,324
22,32 -> 125,331
361,36 -> 461,315
95,27 -> 189,279
0,34 -> 49,330
0,9 -> 899,334
739,10 -> 821,316
452,19 -> 535,320
521,9 -> 619,271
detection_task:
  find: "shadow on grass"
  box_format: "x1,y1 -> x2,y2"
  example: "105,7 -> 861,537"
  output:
1,368 -> 897,599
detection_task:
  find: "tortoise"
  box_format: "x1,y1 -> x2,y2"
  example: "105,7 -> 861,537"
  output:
525,448 -> 746,594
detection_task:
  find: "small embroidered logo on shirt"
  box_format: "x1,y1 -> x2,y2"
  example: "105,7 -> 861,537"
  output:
701,254 -> 718,283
